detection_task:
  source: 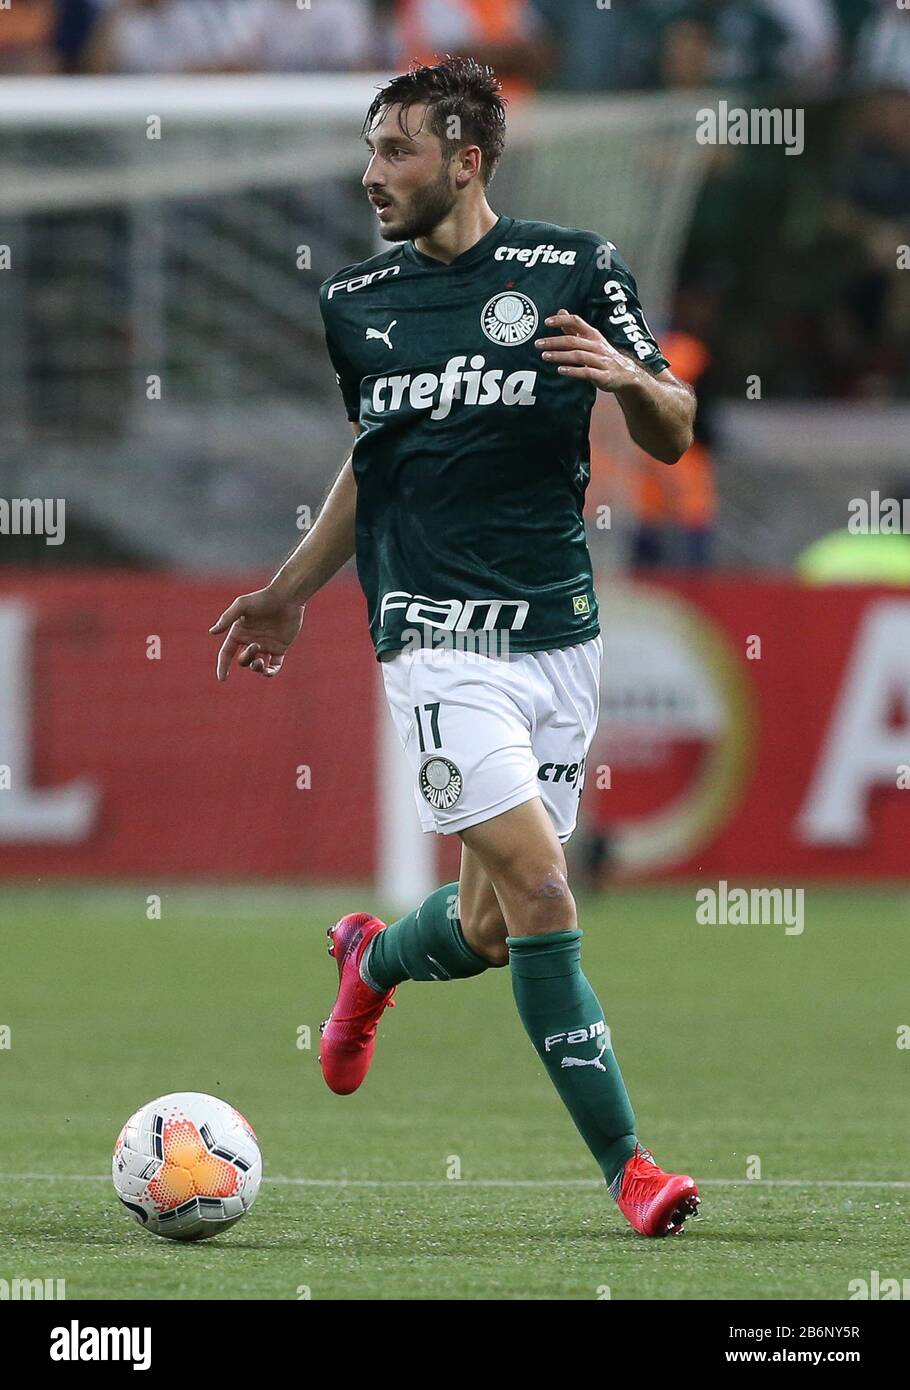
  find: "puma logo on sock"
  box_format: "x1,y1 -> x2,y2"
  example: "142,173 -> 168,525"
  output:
561,1043 -> 608,1072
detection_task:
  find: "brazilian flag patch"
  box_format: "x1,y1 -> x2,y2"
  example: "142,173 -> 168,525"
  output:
572,594 -> 591,617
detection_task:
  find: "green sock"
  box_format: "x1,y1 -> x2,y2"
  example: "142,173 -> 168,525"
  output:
507,929 -> 637,1191
364,882 -> 491,990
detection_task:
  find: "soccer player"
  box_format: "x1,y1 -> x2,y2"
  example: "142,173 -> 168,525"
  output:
210,58 -> 700,1237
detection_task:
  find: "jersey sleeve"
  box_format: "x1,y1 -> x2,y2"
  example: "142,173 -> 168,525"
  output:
583,241 -> 669,374
318,288 -> 362,423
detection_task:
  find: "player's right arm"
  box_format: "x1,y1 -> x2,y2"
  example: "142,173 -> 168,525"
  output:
209,422 -> 361,681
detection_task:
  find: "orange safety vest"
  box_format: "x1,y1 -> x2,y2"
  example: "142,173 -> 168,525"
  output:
0,0 -> 53,50
394,0 -> 536,99
590,330 -> 716,531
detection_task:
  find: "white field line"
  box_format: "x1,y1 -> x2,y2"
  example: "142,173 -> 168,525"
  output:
1,1174 -> 908,1189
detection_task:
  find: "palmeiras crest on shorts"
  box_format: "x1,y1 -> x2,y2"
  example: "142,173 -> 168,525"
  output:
419,756 -> 464,810
481,290 -> 539,347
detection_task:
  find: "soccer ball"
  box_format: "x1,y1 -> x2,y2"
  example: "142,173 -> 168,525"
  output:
112,1092 -> 262,1241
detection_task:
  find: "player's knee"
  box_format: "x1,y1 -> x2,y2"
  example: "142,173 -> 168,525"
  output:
461,903 -> 509,967
510,870 -> 576,934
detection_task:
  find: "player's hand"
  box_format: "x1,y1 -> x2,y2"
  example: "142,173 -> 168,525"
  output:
535,309 -> 644,393
208,584 -> 305,682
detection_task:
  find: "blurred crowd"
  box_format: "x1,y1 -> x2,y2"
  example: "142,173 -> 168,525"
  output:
0,0 -> 906,91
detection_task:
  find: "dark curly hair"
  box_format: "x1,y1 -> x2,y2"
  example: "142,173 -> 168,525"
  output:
362,55 -> 507,187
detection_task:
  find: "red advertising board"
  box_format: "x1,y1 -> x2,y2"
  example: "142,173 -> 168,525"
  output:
0,570 -> 908,881
578,577 -> 910,880
0,570 -> 376,879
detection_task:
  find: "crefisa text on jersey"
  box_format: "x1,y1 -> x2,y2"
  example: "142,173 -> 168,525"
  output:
372,355 -> 536,420
493,242 -> 578,266
50,1321 -> 151,1371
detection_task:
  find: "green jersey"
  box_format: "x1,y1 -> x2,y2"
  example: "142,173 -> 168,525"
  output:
318,214 -> 668,658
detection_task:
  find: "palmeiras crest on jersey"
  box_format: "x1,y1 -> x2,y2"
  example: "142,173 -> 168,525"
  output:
419,756 -> 464,809
481,290 -> 539,347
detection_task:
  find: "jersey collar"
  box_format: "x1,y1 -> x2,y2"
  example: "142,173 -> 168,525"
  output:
403,214 -> 514,270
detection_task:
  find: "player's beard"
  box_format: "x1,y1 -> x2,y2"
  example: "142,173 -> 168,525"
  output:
379,166 -> 457,243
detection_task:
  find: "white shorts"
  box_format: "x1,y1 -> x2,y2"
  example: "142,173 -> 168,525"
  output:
380,635 -> 602,841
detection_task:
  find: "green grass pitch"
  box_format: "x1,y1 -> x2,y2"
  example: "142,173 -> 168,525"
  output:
2,884 -> 907,1300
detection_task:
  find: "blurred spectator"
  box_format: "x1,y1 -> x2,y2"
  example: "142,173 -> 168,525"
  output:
839,87 -> 910,229
820,86 -> 910,395
830,0 -> 878,58
762,0 -> 841,84
530,0 -> 652,92
587,279 -> 720,570
623,320 -> 718,571
538,0 -> 862,94
654,1 -> 792,89
59,0 -> 378,74
258,0 -> 377,72
658,11 -> 715,88
85,0 -> 380,75
392,0 -> 554,97
0,0 -> 56,72
853,0 -> 910,89
53,0 -> 105,73
85,0 -> 267,73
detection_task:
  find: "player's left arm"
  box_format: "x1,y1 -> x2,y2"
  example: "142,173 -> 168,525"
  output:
536,308 -> 695,465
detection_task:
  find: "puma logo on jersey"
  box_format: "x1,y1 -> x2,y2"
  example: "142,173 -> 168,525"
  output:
366,320 -> 397,350
326,265 -> 401,299
371,354 -> 537,421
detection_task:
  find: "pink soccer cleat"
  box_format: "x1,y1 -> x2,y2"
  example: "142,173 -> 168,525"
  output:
615,1143 -> 700,1237
318,913 -> 396,1096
